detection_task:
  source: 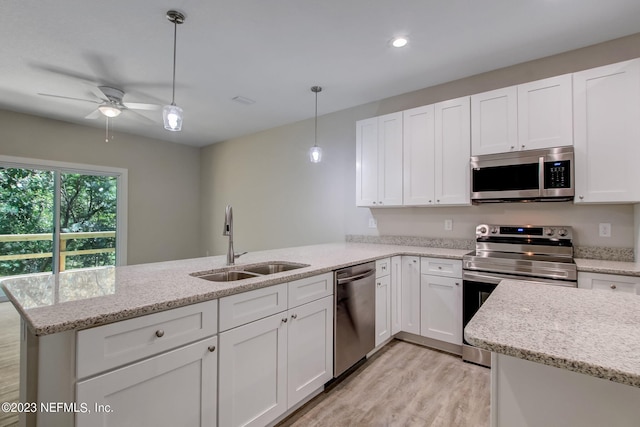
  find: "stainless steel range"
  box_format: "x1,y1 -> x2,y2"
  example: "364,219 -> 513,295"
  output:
462,224 -> 577,367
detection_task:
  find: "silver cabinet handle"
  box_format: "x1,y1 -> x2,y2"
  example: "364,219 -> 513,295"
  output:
282,318 -> 288,323
428,200 -> 432,203
455,282 -> 460,286
373,201 -> 377,204
436,200 -> 440,203
208,345 -> 216,352
377,282 -> 381,287
155,330 -> 165,338
610,284 -> 617,290
521,145 -> 525,149
291,314 -> 298,319
379,201 -> 383,205
579,195 -> 584,200
413,259 -> 417,263
510,146 -> 515,149
438,266 -> 442,270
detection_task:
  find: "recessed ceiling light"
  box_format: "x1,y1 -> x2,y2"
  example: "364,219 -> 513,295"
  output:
391,37 -> 408,48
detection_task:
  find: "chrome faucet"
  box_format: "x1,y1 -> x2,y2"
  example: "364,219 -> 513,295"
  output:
222,205 -> 246,265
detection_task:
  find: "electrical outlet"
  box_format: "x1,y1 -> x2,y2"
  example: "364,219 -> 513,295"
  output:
444,219 -> 453,231
599,223 -> 611,237
368,218 -> 377,229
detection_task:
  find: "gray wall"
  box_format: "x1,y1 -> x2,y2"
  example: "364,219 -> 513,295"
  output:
201,33 -> 640,255
0,110 -> 201,265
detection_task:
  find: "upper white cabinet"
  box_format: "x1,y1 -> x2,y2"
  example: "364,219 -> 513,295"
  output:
471,74 -> 573,155
356,112 -> 403,207
403,97 -> 471,206
573,59 -> 640,203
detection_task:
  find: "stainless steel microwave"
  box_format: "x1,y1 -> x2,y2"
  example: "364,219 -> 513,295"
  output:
470,146 -> 574,203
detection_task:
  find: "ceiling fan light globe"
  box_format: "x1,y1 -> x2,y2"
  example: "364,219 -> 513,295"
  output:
163,104 -> 183,131
98,105 -> 122,118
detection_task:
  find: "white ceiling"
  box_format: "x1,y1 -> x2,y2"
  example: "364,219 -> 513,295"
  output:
2,1 -> 640,147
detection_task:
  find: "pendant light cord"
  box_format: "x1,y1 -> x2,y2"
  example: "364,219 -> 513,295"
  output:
171,19 -> 177,105
314,90 -> 318,147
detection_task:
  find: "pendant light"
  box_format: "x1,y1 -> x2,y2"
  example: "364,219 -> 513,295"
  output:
309,86 -> 323,163
163,10 -> 185,132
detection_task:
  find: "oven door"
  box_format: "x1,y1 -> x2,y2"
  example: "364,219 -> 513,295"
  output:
462,273 -> 499,367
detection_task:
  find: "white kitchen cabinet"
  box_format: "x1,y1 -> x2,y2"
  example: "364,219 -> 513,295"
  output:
375,274 -> 391,347
420,257 -> 462,345
573,58 -> 640,203
578,271 -> 640,295
403,104 -> 435,205
403,98 -> 470,206
219,312 -> 288,427
420,275 -> 462,345
219,282 -> 287,332
390,256 -> 402,335
401,256 -> 420,335
76,336 -> 218,427
517,74 -> 573,151
471,86 -> 518,155
471,75 -> 572,155
287,295 -> 333,407
356,112 -> 403,207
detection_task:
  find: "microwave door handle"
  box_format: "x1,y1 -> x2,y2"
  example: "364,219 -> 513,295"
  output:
538,156 -> 544,196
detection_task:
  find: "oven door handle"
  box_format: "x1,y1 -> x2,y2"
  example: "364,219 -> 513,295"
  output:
462,271 -> 504,285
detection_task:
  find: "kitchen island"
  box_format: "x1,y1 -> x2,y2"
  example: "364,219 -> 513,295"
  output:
464,280 -> 640,427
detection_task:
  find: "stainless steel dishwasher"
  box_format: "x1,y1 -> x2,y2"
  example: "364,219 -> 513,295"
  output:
334,262 -> 376,377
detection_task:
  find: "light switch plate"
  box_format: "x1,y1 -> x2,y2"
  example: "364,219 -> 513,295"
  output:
599,223 -> 611,237
444,219 -> 453,231
368,218 -> 377,229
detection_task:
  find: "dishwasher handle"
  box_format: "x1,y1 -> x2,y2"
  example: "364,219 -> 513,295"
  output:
336,268 -> 375,285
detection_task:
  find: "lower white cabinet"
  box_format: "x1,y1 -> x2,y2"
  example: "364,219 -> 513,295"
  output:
375,274 -> 391,346
76,336 -> 218,427
219,294 -> 333,427
578,272 -> 640,295
401,256 -> 421,334
420,275 -> 462,345
390,256 -> 402,335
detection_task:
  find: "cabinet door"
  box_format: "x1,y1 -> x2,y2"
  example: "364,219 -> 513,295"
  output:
401,256 -> 420,335
375,274 -> 391,346
287,296 -> 333,407
420,275 -> 462,345
390,256 -> 402,335
219,313 -> 288,427
403,105 -> 435,206
356,117 -> 379,206
573,59 -> 640,203
578,271 -> 640,295
518,74 -> 573,150
378,112 -> 404,206
76,336 -> 217,427
471,86 -> 518,155
434,96 -> 471,205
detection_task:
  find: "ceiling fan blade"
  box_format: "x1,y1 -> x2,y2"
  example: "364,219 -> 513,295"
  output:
125,109 -> 156,124
84,109 -> 101,120
89,86 -> 109,103
123,102 -> 161,111
37,93 -> 101,104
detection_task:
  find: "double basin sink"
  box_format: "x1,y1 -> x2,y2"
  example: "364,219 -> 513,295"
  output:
191,261 -> 309,282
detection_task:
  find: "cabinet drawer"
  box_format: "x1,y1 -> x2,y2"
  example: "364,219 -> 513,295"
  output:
76,299 -> 218,379
219,283 -> 287,332
376,258 -> 391,278
578,272 -> 640,295
288,273 -> 333,308
420,257 -> 462,278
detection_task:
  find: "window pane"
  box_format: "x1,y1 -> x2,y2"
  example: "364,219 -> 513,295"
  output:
0,168 -> 55,279
59,173 -> 117,272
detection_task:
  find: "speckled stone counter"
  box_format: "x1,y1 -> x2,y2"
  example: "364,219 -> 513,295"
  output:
464,280 -> 640,388
1,242 -> 468,336
575,258 -> 640,276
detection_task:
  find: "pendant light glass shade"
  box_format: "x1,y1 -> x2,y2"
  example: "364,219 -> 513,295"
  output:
310,85 -> 323,163
164,10 -> 185,132
163,103 -> 183,131
309,145 -> 322,163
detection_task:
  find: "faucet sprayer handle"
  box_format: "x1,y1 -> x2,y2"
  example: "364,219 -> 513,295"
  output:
234,251 -> 248,259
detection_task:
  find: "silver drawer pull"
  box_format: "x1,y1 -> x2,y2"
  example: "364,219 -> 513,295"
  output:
282,318 -> 288,323
155,330 -> 165,338
291,314 -> 298,319
208,345 -> 216,352
610,284 -> 617,290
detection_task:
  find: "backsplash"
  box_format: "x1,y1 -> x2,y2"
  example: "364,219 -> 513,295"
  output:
345,235 -> 634,262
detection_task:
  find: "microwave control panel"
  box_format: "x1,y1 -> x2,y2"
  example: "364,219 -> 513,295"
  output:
544,160 -> 571,189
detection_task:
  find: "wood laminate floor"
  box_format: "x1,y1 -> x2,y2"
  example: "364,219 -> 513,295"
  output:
0,301 -> 20,427
279,340 -> 490,427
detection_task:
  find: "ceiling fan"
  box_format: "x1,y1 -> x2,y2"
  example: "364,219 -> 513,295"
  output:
38,86 -> 160,122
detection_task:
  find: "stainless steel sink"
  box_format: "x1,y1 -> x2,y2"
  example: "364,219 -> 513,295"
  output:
243,262 -> 309,275
191,261 -> 309,282
195,271 -> 261,282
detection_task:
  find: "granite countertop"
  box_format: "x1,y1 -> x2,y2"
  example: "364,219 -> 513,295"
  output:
0,242 -> 467,336
574,258 -> 640,276
464,280 -> 640,388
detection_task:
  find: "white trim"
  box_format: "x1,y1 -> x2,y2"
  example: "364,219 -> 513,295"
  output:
0,155 -> 128,267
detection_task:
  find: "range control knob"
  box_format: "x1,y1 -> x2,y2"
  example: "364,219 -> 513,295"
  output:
545,228 -> 555,237
558,228 -> 568,237
490,227 -> 499,234
478,226 -> 488,234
